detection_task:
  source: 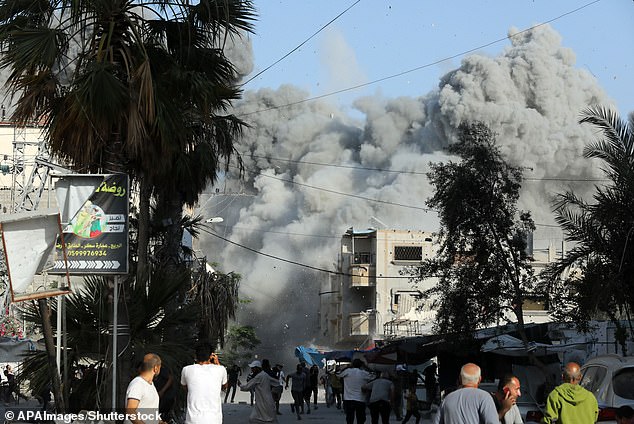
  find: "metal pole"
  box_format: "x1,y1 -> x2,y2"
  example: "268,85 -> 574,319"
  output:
112,276 -> 119,410
56,296 -> 61,372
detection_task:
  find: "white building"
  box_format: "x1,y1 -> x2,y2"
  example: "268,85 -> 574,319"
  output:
320,227 -> 559,349
319,228 -> 439,348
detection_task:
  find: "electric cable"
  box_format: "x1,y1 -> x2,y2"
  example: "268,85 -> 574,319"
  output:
237,0 -> 603,117
224,161 -> 435,212
199,225 -> 418,279
245,153 -> 610,182
241,0 -> 362,87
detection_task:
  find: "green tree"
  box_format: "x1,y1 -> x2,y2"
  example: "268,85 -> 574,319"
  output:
0,0 -> 255,408
221,325 -> 261,366
410,121 -> 537,344
0,0 -> 255,280
542,106 -> 634,354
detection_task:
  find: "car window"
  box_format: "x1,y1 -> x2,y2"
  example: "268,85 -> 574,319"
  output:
593,367 -> 607,400
580,366 -> 598,391
581,366 -> 608,395
613,368 -> 634,400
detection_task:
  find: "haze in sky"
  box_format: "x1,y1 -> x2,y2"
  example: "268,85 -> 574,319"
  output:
243,0 -> 634,116
200,0 -> 633,360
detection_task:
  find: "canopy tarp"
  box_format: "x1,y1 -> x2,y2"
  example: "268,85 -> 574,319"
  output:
0,336 -> 39,362
294,346 -> 326,367
481,334 -> 586,357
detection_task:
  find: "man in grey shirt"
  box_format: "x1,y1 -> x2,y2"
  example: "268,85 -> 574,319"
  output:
363,371 -> 394,424
433,363 -> 499,424
492,374 -> 523,424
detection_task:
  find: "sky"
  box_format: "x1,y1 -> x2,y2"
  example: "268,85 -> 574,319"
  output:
201,0 -> 634,358
242,0 -> 634,116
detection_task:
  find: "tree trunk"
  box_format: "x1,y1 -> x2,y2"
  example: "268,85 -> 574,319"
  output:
38,298 -> 66,413
136,176 -> 152,285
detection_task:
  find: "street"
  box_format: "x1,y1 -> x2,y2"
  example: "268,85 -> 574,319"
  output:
223,388 -> 436,424
0,386 -> 437,424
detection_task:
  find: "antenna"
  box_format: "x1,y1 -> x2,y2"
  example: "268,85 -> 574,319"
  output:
369,216 -> 388,229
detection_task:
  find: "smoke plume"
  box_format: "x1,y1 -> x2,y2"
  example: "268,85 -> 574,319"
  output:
199,25 -> 612,362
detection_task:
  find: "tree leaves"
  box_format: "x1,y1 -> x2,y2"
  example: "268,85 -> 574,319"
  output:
411,121 -> 536,338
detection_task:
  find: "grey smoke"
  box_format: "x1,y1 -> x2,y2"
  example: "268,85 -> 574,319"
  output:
199,24 -> 614,362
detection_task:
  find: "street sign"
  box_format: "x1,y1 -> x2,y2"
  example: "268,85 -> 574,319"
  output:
50,174 -> 129,275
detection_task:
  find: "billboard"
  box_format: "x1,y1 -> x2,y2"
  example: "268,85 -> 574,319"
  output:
50,174 -> 129,275
0,209 -> 71,302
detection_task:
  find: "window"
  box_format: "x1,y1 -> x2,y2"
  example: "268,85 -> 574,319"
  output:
394,246 -> 422,261
354,252 -> 373,264
613,368 -> 634,400
580,366 -> 606,395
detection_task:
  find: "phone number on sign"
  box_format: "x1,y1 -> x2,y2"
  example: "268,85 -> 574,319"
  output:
67,250 -> 107,257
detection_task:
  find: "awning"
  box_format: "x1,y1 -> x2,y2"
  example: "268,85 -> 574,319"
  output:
0,336 -> 39,362
481,334 -> 586,356
294,346 -> 326,367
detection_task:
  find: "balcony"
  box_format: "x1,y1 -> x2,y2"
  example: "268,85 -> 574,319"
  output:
349,311 -> 376,336
349,264 -> 376,287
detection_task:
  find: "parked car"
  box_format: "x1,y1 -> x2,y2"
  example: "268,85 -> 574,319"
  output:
526,354 -> 634,423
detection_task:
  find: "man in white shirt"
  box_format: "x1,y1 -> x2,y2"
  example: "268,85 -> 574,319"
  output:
337,359 -> 373,424
125,353 -> 162,424
181,343 -> 228,424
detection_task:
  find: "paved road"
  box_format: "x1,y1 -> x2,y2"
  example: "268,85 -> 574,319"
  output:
223,388 -> 436,424
0,389 -> 437,423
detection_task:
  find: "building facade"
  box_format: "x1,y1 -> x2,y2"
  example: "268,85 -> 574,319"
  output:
320,228 -> 439,348
320,227 -> 560,349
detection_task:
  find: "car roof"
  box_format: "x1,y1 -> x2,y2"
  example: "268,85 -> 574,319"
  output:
582,354 -> 634,368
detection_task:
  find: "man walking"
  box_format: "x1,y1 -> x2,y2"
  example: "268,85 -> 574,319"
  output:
224,364 -> 242,403
337,358 -> 373,424
492,374 -> 523,424
542,362 -> 598,424
286,364 -> 307,420
432,363 -> 499,424
363,371 -> 394,424
181,343 -> 228,424
125,353 -> 162,424
240,360 -> 280,423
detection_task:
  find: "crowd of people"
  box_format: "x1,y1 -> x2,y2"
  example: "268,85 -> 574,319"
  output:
121,348 -> 632,424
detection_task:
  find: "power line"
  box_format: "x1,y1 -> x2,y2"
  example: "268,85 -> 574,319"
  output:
199,226 -> 416,279
241,0 -> 362,87
208,223 -> 434,242
225,162 -> 435,212
237,0 -> 602,118
246,154 -> 610,182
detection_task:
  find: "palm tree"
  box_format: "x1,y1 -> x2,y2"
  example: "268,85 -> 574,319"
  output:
0,0 -> 255,277
19,261 -> 241,412
0,0 -> 256,407
543,106 -> 634,353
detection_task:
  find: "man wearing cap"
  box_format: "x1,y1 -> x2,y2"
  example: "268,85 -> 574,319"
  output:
240,360 -> 281,423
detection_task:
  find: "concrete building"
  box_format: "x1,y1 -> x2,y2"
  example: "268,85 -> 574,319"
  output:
319,228 -> 439,348
320,227 -> 562,349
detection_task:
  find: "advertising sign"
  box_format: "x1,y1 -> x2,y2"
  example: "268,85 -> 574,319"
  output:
50,174 -> 129,275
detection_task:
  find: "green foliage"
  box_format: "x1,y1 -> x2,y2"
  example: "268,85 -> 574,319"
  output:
19,267 -> 200,411
220,325 -> 260,366
0,0 -> 255,198
410,121 -> 536,337
542,106 -> 634,349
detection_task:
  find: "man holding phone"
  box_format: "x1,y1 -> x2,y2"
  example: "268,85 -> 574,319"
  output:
492,374 -> 523,424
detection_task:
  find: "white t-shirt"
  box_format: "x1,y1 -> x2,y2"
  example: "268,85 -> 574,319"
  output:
125,376 -> 160,424
181,363 -> 228,424
338,367 -> 373,402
